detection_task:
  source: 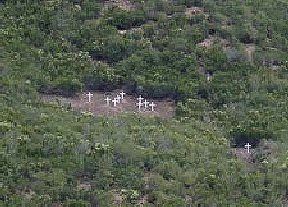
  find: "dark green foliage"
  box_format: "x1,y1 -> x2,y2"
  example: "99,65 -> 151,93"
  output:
53,77 -> 82,97
177,0 -> 204,7
2,0 -> 288,205
106,7 -> 146,30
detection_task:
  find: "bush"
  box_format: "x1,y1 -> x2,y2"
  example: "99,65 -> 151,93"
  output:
53,77 -> 83,97
106,7 -> 146,30
230,128 -> 274,148
63,199 -> 90,207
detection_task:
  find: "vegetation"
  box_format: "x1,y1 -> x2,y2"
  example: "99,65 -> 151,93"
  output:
1,0 -> 288,206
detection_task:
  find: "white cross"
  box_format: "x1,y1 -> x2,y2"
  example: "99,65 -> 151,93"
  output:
149,102 -> 156,112
120,91 -> 126,99
143,99 -> 149,108
86,92 -> 93,103
104,97 -> 112,106
116,95 -> 121,103
136,102 -> 143,112
207,74 -> 211,81
137,95 -> 144,103
112,98 -> 118,107
244,143 -> 251,153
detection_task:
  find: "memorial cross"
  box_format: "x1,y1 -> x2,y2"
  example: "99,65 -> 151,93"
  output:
86,92 -> 93,103
112,98 -> 118,107
149,102 -> 156,112
116,95 -> 121,103
137,95 -> 144,103
136,102 -> 143,112
244,143 -> 251,153
120,91 -> 126,99
104,97 -> 112,106
207,74 -> 211,81
143,99 -> 149,108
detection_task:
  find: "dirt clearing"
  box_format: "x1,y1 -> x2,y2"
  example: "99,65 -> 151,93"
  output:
41,89 -> 176,118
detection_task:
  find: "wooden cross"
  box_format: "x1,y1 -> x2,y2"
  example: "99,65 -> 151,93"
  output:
86,92 -> 93,103
245,143 -> 251,153
149,102 -> 156,112
104,97 -> 112,106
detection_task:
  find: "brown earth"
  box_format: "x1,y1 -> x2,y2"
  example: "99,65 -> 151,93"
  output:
231,148 -> 255,161
41,89 -> 176,118
197,36 -> 230,49
185,7 -> 205,16
103,0 -> 136,11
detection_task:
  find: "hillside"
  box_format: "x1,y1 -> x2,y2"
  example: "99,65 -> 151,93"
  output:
1,0 -> 288,206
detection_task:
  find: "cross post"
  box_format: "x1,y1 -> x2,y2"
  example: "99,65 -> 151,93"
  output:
86,92 -> 93,103
116,95 -> 121,103
136,102 -> 143,112
137,95 -> 144,103
244,143 -> 251,153
104,97 -> 112,106
149,102 -> 156,112
143,99 -> 149,108
120,91 -> 126,99
112,98 -> 118,107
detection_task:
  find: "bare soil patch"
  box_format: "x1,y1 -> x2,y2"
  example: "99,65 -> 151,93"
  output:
185,7 -> 205,16
197,36 -> 229,49
231,148 -> 255,161
41,89 -> 176,118
103,0 -> 136,11
197,37 -> 214,48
